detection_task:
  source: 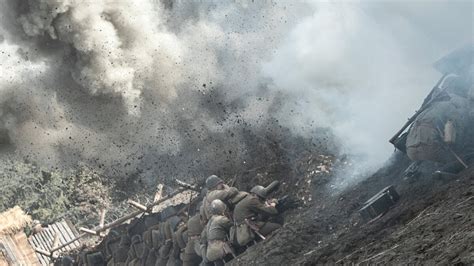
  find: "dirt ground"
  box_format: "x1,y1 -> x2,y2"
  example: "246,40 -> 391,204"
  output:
67,147 -> 473,265
231,152 -> 474,265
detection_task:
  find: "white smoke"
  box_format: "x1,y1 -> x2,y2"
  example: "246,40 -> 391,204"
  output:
0,0 -> 471,190
263,1 -> 473,190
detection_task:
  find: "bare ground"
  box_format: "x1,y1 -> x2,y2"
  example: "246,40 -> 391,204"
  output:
231,152 -> 474,265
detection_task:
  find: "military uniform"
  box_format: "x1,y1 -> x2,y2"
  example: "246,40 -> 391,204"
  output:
201,185 -> 239,223
201,214 -> 233,264
167,224 -> 187,266
125,235 -> 147,266
406,93 -> 470,163
182,214 -> 203,266
156,221 -> 174,266
233,194 -> 281,245
111,235 -> 130,265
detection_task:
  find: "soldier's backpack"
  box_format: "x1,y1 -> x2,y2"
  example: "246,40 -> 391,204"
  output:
236,223 -> 255,246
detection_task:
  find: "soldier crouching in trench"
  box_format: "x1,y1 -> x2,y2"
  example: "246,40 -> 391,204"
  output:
233,185 -> 282,247
200,199 -> 235,266
200,175 -> 241,225
393,45 -> 474,178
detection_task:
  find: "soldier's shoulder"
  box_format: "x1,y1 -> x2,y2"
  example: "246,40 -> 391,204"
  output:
215,215 -> 231,223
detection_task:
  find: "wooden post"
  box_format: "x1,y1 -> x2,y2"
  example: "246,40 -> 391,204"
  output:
99,209 -> 106,228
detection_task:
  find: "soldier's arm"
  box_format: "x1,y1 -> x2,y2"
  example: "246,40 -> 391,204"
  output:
225,186 -> 239,199
221,216 -> 233,230
249,197 -> 278,216
214,187 -> 239,202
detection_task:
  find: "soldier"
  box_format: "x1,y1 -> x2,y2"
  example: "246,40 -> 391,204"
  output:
113,235 -> 131,265
157,220 -> 174,266
168,219 -> 187,266
105,230 -> 121,265
396,45 -> 474,173
182,208 -> 203,266
125,235 -> 147,266
233,185 -> 281,246
200,200 -> 234,266
200,175 -> 239,224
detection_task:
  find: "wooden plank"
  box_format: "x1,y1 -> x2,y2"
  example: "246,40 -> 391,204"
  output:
50,224 -> 66,253
99,209 -> 106,228
28,234 -> 48,265
40,228 -> 54,251
128,200 -> 148,211
57,221 -> 79,250
51,187 -> 188,253
65,220 -> 80,237
1,236 -> 18,264
63,221 -> 81,249
79,227 -> 98,235
34,231 -> 51,253
54,223 -> 72,252
33,233 -> 51,264
13,233 -> 41,265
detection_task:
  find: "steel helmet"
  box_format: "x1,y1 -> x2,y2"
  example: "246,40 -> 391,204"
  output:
205,175 -> 223,189
250,185 -> 267,199
210,199 -> 227,215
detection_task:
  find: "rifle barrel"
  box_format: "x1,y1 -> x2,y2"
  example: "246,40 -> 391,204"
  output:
389,74 -> 447,145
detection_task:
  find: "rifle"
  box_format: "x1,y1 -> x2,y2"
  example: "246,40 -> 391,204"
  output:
275,195 -> 299,212
175,179 -> 201,192
389,74 -> 448,145
244,218 -> 266,240
223,237 -> 237,258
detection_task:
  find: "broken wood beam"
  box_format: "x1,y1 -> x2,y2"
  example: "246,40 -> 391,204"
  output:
79,227 -> 98,235
50,187 -> 188,253
127,200 -> 148,212
34,248 -> 52,257
99,209 -> 106,228
49,233 -> 86,253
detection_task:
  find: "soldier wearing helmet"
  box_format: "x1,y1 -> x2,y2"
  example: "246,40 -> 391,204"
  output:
182,203 -> 204,266
232,184 -> 281,246
200,199 -> 234,266
200,175 -> 241,225
396,45 -> 474,173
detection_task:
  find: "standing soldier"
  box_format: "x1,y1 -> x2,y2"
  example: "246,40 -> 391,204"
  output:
233,185 -> 281,246
200,200 -> 235,266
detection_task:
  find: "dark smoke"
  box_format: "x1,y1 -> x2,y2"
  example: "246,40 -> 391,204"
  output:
0,0 -> 319,190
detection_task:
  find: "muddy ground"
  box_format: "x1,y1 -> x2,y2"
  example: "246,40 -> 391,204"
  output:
231,152 -> 474,265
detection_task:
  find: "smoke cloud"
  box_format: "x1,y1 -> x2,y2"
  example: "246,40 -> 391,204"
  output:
0,0 -> 310,185
0,0 -> 471,192
263,1 -> 473,190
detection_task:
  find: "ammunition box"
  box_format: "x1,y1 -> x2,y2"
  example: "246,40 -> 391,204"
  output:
359,185 -> 400,221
